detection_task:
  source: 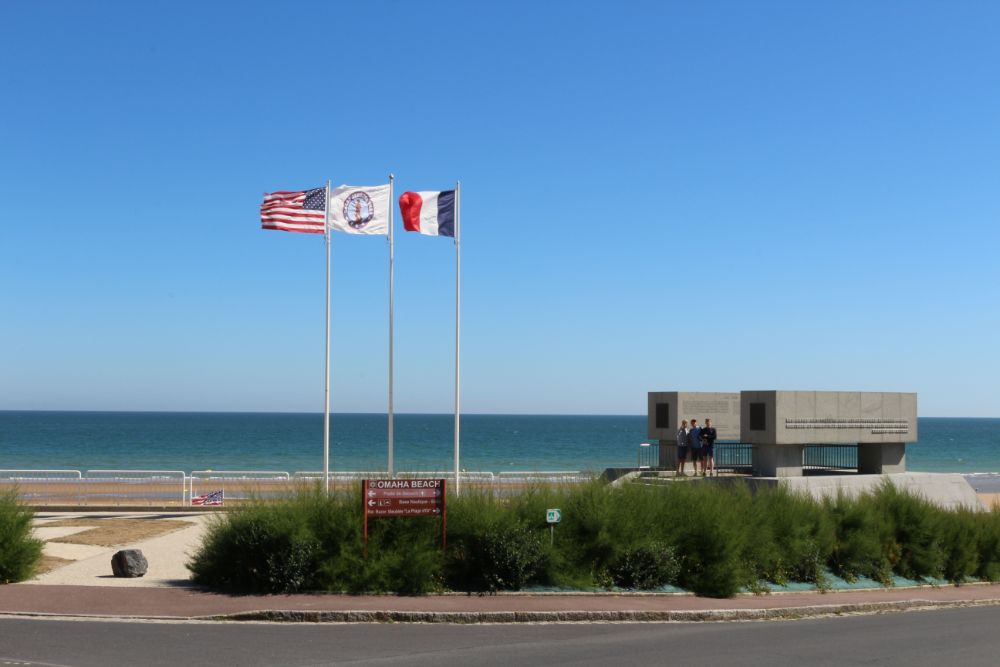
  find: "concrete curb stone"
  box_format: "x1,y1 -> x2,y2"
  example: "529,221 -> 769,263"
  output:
201,598 -> 1000,624
4,597 -> 998,625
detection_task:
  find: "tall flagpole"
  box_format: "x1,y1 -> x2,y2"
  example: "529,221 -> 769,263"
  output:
323,180 -> 332,494
388,174 -> 395,478
454,181 -> 461,495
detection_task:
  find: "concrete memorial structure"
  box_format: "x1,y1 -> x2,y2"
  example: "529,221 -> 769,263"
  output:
646,389 -> 982,510
741,390 -> 917,477
648,390 -> 917,477
647,392 -> 740,469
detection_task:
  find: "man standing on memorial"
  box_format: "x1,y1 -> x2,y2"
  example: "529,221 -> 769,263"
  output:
688,419 -> 704,476
702,418 -> 718,476
676,420 -> 690,476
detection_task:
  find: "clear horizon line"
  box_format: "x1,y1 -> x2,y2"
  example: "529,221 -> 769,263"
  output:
0,408 -> 996,419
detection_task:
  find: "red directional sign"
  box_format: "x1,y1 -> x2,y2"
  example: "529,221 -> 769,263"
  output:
363,478 -> 446,517
362,478 -> 447,549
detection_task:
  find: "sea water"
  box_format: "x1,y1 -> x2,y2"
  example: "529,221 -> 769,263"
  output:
0,412 -> 998,475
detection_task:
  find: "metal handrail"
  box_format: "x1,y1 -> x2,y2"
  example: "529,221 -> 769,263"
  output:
191,470 -> 290,479
803,444 -> 858,471
0,469 -> 83,479
85,469 -> 186,477
398,471 -> 495,480
637,443 -> 655,469
0,470 -> 86,505
714,443 -> 754,472
83,469 -> 186,504
498,471 -> 590,481
293,471 -> 386,479
190,471 -> 292,504
7,468 -> 594,506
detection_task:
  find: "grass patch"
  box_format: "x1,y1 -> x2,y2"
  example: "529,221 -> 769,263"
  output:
45,518 -> 195,547
34,554 -> 74,575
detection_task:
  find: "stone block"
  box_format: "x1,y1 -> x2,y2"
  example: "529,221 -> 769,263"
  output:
858,442 -> 906,474
111,549 -> 148,578
753,444 -> 804,477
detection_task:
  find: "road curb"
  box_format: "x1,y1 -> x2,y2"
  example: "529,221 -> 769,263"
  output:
4,596 -> 1000,625
198,597 -> 1000,624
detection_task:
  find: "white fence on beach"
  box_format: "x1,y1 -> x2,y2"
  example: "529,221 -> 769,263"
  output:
0,468 -> 596,507
1,469 -> 188,506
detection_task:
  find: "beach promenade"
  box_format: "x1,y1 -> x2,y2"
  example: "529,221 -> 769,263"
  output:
3,509 -> 1000,623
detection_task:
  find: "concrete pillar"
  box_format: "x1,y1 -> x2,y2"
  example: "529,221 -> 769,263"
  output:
858,442 -> 906,474
753,444 -> 805,477
658,440 -> 677,470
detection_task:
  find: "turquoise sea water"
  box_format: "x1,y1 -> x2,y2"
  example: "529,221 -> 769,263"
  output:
1,412 -> 998,475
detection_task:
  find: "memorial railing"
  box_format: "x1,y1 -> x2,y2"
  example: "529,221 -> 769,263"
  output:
714,443 -> 753,473
803,444 -> 858,472
637,443 -> 657,469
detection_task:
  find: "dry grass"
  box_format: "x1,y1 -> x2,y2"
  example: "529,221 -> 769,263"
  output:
44,518 -> 194,547
34,554 -> 75,575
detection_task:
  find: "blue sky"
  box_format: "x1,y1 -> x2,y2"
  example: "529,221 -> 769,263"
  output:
1,1 -> 998,417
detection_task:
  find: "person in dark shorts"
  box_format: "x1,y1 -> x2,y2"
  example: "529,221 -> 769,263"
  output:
676,420 -> 690,476
688,419 -> 704,475
702,418 -> 718,476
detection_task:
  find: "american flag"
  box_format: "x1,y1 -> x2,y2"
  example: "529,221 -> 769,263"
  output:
191,489 -> 224,506
260,187 -> 326,234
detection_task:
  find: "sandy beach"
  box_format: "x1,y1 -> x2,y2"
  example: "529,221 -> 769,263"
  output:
978,493 -> 1000,510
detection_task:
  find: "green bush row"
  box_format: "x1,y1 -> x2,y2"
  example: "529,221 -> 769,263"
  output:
187,480 -> 1000,598
0,490 -> 43,584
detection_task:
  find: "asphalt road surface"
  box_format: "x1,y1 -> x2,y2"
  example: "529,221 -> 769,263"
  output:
2,605 -> 1000,666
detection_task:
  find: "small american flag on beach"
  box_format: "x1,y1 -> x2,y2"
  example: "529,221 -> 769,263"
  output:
260,187 -> 326,234
192,490 -> 224,506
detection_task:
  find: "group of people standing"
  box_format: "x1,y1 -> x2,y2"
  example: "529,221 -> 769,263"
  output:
676,418 -> 717,476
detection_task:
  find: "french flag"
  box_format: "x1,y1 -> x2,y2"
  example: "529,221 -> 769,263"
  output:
398,190 -> 456,237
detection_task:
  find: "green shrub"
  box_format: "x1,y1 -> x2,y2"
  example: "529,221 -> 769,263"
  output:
0,490 -> 43,584
659,483 -> 751,598
974,508 -> 1000,582
553,481 -> 682,589
448,486 -> 552,591
744,487 -> 835,588
189,486 -> 444,595
873,481 -> 945,581
447,520 -> 545,592
189,500 -> 320,594
187,479 -> 1000,598
339,516 -> 443,595
559,481 -> 620,579
939,508 -> 980,583
826,492 -> 893,584
609,541 -> 679,589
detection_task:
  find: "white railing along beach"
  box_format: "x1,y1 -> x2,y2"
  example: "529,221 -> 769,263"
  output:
0,468 -> 595,507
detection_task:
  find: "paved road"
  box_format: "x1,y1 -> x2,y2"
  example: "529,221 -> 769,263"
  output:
2,605 -> 1000,666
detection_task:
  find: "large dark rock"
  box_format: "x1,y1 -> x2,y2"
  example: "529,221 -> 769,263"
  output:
111,549 -> 148,578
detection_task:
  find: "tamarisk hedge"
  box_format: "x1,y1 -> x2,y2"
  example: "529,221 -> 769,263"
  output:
188,480 -> 1000,598
0,490 -> 43,584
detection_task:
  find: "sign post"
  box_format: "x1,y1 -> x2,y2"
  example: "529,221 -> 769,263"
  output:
546,508 -> 561,546
362,478 -> 447,551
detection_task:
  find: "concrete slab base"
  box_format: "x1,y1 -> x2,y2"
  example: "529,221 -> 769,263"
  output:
42,541 -> 109,561
737,473 -> 985,511
27,514 -> 211,588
